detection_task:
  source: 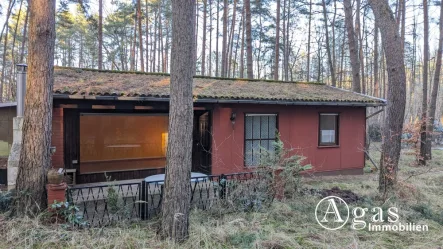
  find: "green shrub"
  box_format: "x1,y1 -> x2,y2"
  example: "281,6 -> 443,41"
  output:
411,203 -> 443,225
259,132 -> 312,195
0,190 -> 13,213
227,231 -> 257,247
368,123 -> 382,142
50,200 -> 87,228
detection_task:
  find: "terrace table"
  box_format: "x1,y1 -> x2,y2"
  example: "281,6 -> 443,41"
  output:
144,172 -> 209,184
140,172 -> 212,220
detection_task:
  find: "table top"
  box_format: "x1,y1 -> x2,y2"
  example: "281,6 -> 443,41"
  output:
144,172 -> 208,184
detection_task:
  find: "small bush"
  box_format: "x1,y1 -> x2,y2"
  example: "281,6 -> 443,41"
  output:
0,190 -> 13,213
49,200 -> 87,228
259,132 -> 312,196
411,203 -> 443,225
225,177 -> 273,212
227,231 -> 257,247
368,123 -> 382,142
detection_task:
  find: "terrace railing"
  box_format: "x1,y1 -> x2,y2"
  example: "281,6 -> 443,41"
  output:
67,172 -> 259,227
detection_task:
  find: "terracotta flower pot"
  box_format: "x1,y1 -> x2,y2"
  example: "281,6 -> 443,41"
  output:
46,182 -> 68,207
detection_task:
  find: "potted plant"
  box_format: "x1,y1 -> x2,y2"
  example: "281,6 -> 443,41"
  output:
47,168 -> 64,184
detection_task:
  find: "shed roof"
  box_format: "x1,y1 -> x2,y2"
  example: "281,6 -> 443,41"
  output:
0,102 -> 17,108
53,67 -> 385,106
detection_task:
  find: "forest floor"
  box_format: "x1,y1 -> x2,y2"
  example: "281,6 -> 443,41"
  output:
1,144 -> 443,248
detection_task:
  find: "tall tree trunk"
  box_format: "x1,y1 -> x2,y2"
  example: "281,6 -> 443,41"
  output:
0,0 -> 16,99
98,0 -> 103,69
359,7 -> 366,94
160,15 -> 166,72
331,0 -> 337,85
244,0 -> 253,79
240,6 -> 245,78
12,0 -> 56,216
201,0 -> 207,75
356,0 -> 365,93
221,0 -> 228,77
373,19 -> 379,97
161,0 -> 195,242
232,18 -> 240,77
400,0 -> 405,53
194,0 -> 198,74
368,0 -> 406,194
339,29 -> 345,88
306,0 -> 312,81
165,22 -> 170,73
420,0 -> 429,164
343,0 -> 361,93
227,0 -> 237,78
8,0 -> 24,100
137,0 -> 145,72
408,17 -> 417,118
157,8 -> 162,72
216,0 -> 219,76
274,0 -> 280,80
79,35 -> 83,68
322,0 -> 336,86
19,6 -> 29,63
145,0 -> 149,71
1,24 -> 10,103
130,10 -> 137,71
208,0 -> 212,76
425,0 -> 443,160
152,10 -> 157,72
284,0 -> 290,81
282,0 -> 286,80
0,0 -> 15,46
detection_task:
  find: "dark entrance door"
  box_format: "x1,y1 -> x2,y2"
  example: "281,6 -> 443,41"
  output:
192,111 -> 212,174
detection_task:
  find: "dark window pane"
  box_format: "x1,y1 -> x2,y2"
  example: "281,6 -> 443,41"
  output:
261,116 -> 269,138
245,140 -> 253,166
269,115 -> 276,138
253,116 -> 261,139
261,140 -> 270,151
245,116 -> 253,139
252,140 -> 260,164
245,114 -> 278,166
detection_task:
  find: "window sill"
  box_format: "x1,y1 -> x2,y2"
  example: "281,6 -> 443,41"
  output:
318,145 -> 340,149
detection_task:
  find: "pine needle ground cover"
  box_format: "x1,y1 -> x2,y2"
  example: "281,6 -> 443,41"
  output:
1,144 -> 442,249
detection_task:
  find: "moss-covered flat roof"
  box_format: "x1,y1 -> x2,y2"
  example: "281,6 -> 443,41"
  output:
53,67 -> 386,106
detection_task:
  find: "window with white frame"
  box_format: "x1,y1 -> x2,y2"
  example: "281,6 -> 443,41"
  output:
319,113 -> 339,146
244,114 -> 277,166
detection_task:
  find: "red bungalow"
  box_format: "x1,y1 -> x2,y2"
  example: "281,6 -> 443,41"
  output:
24,67 -> 386,184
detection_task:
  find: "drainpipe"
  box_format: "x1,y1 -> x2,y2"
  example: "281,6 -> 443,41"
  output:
16,64 -> 27,117
7,64 -> 27,190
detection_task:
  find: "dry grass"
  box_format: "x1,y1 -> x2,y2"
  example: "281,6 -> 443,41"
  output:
1,145 -> 443,249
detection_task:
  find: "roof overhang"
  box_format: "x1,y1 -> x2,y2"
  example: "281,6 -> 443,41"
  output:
53,94 -> 386,107
0,102 -> 17,108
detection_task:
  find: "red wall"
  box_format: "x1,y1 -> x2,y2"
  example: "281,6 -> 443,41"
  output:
211,104 -> 366,175
51,108 -> 64,168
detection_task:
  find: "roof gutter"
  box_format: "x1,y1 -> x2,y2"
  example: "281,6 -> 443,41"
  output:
53,94 -> 386,107
366,107 -> 385,119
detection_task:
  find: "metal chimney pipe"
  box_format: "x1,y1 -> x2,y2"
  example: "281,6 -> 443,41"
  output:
16,64 -> 27,117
